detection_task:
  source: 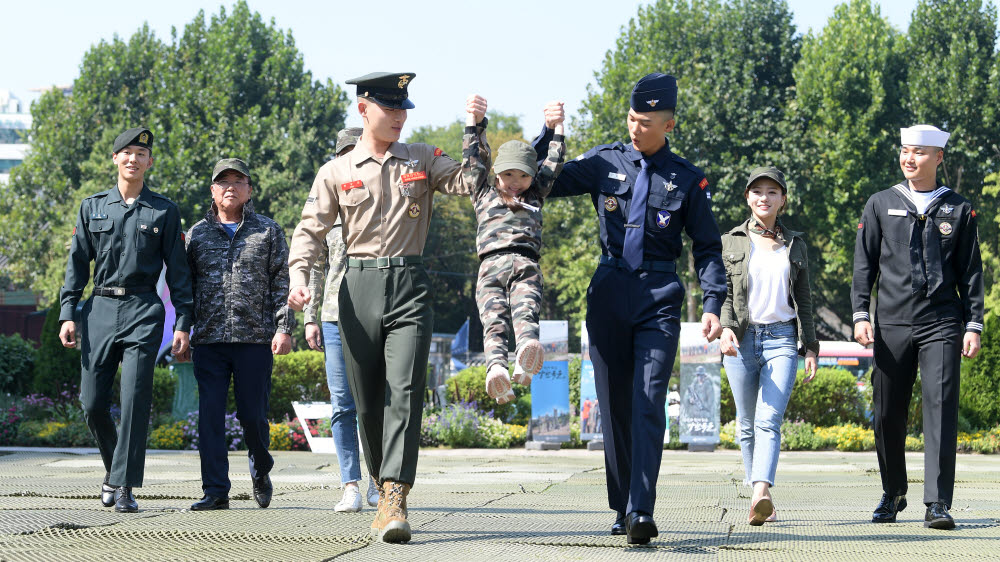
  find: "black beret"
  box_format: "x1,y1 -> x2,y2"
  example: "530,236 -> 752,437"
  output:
113,127 -> 153,153
346,72 -> 416,110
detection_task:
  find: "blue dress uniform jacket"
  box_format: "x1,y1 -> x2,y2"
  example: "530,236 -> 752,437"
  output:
532,126 -> 725,519
532,127 -> 726,313
58,184 -> 194,488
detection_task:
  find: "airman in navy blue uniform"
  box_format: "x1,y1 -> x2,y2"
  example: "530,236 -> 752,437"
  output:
532,74 -> 726,544
58,127 -> 194,513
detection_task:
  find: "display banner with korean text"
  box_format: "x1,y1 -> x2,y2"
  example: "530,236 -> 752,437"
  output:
678,322 -> 721,445
579,325 -> 600,441
529,320 -> 570,443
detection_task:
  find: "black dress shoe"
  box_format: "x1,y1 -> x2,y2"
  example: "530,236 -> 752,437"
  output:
924,502 -> 955,529
625,511 -> 658,545
101,473 -> 116,508
872,493 -> 906,523
611,512 -> 627,535
114,486 -> 138,513
252,474 -> 272,508
191,495 -> 230,511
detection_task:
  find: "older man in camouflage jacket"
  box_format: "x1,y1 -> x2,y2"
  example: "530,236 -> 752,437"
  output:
185,158 -> 294,512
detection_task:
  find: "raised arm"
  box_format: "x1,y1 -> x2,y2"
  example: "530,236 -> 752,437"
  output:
429,95 -> 491,196
535,101 -> 566,199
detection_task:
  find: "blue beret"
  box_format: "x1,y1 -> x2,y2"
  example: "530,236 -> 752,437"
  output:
630,73 -> 677,112
346,72 -> 416,110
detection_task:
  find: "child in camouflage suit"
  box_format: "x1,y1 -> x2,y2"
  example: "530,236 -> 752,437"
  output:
473,108 -> 565,404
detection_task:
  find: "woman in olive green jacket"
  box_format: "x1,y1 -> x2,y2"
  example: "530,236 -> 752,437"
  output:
719,167 -> 819,525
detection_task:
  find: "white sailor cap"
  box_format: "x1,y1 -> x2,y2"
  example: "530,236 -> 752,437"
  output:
900,124 -> 950,148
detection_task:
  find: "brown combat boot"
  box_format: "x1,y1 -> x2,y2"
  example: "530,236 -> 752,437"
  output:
375,480 -> 411,543
369,480 -> 385,534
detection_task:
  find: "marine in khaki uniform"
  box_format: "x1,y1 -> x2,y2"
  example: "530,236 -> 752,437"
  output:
58,127 -> 194,513
287,72 -> 490,542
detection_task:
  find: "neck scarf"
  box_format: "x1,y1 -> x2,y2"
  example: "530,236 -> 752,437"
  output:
748,218 -> 781,240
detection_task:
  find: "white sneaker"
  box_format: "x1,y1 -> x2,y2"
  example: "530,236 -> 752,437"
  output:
366,477 -> 379,508
486,364 -> 515,404
335,485 -> 362,512
514,340 -> 545,383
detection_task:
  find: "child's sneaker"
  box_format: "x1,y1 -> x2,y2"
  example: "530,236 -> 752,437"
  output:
486,364 -> 515,404
511,362 -> 529,386
514,340 -> 545,383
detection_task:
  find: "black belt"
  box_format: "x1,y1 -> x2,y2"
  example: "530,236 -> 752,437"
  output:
347,256 -> 423,269
599,255 -> 676,273
93,286 -> 156,297
479,247 -> 540,262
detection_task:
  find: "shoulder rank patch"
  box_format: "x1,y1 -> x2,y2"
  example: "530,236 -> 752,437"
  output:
341,180 -> 363,191
181,232 -> 185,242
72,226 -> 77,235
972,209 -> 977,217
698,178 -> 709,190
433,147 -> 444,157
858,223 -> 864,229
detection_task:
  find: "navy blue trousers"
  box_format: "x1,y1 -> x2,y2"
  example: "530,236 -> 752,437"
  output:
586,265 -> 683,516
192,343 -> 274,498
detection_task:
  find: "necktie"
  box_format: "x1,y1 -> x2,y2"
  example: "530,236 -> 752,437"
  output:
623,158 -> 650,271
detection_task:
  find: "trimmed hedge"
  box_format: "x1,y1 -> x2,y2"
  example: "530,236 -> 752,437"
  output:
0,334 -> 35,395
264,350 -> 328,420
31,307 -> 81,397
446,366 -> 530,424
960,314 -> 1000,429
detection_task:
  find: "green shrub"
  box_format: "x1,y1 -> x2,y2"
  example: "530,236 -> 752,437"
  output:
785,368 -> 867,426
16,419 -> 94,447
0,333 -> 36,395
31,307 -> 81,397
148,420 -> 187,449
266,350 -> 328,420
568,356 -> 581,415
960,314 -> 1000,429
446,366 -> 528,424
151,367 -> 176,416
781,421 -> 821,451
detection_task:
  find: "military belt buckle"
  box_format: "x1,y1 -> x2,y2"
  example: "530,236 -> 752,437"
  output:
376,257 -> 391,269
113,287 -> 126,296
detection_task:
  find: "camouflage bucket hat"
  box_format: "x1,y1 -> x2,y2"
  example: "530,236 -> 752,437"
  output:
493,140 -> 538,177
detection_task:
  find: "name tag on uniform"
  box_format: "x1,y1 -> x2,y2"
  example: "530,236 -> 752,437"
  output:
341,180 -> 364,191
90,213 -> 108,220
887,209 -> 907,216
401,171 -> 427,183
608,172 -> 626,181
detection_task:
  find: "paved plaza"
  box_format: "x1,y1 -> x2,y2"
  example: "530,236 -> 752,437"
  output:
1,446 -> 999,561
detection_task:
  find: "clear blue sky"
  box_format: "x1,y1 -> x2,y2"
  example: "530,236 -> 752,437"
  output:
4,0 -> 920,140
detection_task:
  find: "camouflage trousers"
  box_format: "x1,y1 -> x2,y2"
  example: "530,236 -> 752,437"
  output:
475,253 -> 543,371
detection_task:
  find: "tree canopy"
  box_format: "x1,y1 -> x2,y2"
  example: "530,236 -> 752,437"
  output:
0,1 -> 348,302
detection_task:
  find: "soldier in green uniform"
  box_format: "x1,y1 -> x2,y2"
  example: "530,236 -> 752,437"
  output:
288,72 -> 489,543
58,127 -> 194,513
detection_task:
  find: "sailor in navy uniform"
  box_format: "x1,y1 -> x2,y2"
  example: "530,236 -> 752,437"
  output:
532,74 -> 725,544
853,125 -> 984,530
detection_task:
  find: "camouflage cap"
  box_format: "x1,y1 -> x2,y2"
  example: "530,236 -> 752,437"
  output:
212,158 -> 252,183
335,127 -> 363,155
112,127 -> 153,153
346,72 -> 416,109
493,140 -> 538,177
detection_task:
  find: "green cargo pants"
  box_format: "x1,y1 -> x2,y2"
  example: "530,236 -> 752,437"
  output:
338,259 -> 432,486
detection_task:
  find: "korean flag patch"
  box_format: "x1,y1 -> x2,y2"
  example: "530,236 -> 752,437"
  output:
656,210 -> 671,228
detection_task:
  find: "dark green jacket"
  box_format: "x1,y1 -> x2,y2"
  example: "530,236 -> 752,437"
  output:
720,218 -> 819,356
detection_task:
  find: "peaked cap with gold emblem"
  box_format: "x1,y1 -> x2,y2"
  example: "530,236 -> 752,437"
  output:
346,72 -> 416,109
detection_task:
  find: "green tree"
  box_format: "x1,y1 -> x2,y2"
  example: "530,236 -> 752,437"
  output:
786,0 -> 906,335
905,0 -> 999,317
0,1 -> 348,304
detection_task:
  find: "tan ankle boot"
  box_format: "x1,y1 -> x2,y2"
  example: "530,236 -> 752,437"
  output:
375,480 -> 411,543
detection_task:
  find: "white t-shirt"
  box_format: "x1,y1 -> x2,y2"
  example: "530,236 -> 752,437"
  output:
910,188 -> 937,214
747,238 -> 796,325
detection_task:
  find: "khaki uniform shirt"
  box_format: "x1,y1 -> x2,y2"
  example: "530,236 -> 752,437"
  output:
289,123 -> 489,288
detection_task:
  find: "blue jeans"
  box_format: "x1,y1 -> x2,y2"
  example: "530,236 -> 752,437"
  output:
722,321 -> 798,487
323,322 -> 362,484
